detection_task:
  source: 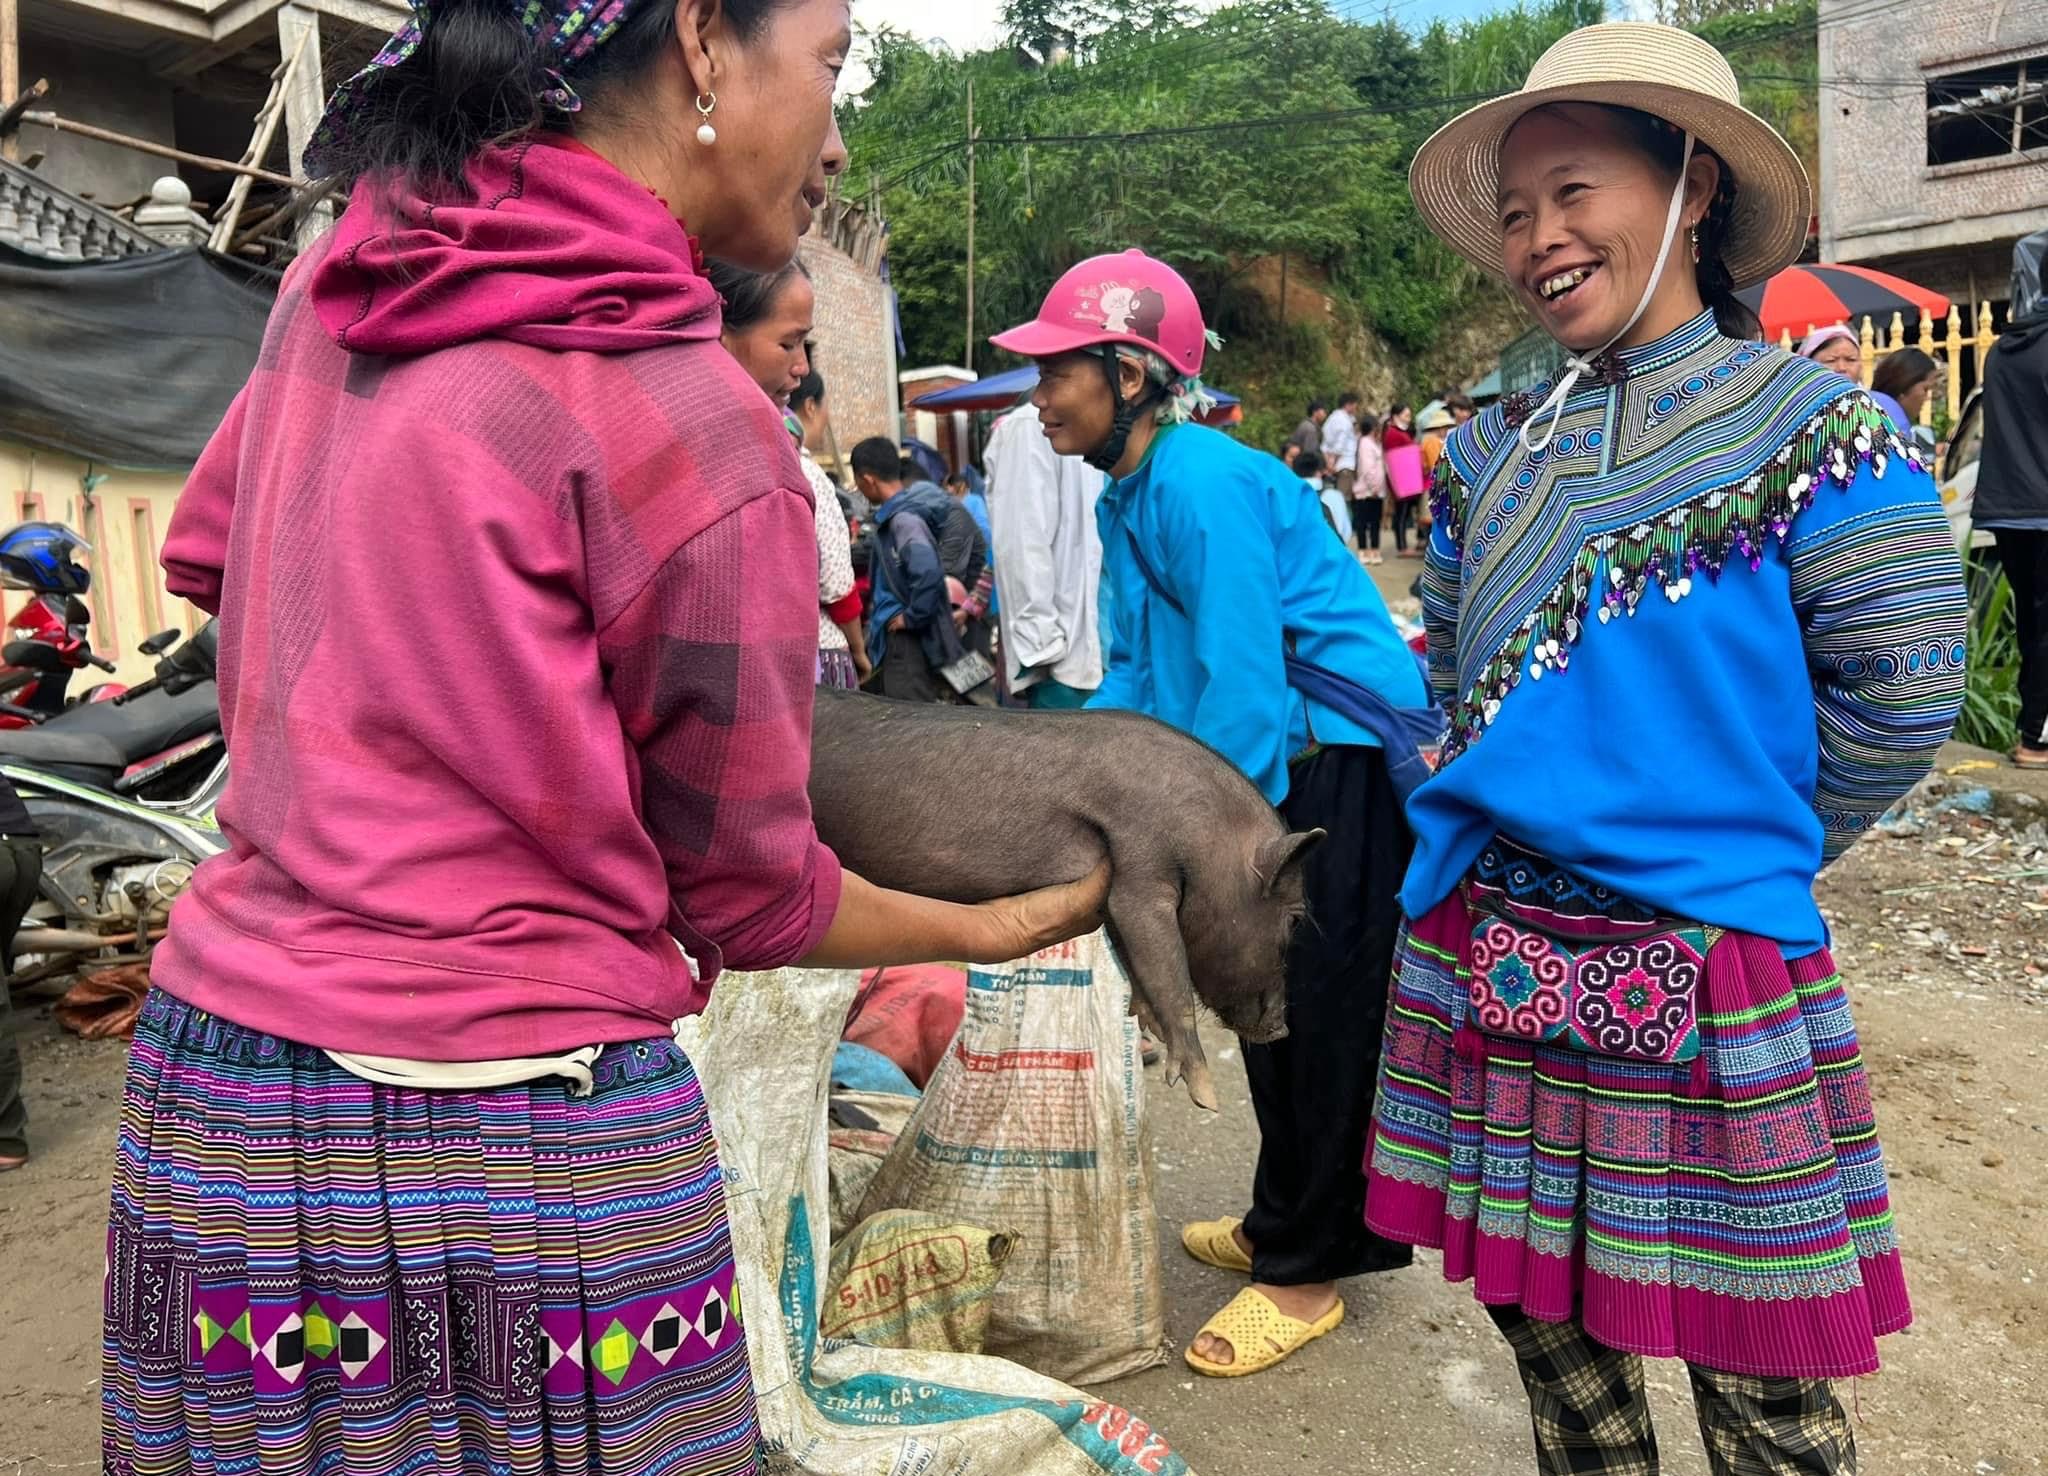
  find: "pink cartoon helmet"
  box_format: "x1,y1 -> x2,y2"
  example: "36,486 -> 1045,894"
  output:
990,249 -> 1208,379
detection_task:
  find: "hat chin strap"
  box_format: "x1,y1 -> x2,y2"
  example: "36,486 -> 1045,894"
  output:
1086,345 -> 1159,474
1519,131 -> 1696,455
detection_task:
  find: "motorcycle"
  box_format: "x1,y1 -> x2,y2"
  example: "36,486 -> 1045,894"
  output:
0,524 -> 122,725
0,623 -> 225,981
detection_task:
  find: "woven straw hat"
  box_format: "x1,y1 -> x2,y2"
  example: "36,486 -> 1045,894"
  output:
1408,22 -> 1810,290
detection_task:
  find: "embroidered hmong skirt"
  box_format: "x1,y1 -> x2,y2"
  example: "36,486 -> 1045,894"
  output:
102,990 -> 759,1476
1364,840 -> 1911,1379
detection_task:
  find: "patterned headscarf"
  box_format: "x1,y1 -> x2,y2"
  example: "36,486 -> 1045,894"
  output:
307,0 -> 643,175
1129,330 -> 1227,427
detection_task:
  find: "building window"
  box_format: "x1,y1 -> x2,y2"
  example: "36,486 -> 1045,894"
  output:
1927,56 -> 2048,166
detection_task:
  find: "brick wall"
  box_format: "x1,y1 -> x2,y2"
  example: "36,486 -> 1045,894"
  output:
799,234 -> 896,461
1818,0 -> 2048,295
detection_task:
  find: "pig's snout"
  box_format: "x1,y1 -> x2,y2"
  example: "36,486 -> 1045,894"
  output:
1219,989 -> 1288,1044
1248,989 -> 1288,1043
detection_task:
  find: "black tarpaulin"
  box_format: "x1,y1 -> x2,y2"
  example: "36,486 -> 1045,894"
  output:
0,241 -> 276,470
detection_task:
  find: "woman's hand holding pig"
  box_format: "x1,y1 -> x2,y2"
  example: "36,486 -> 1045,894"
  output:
796,860 -> 1112,970
983,859 -> 1112,960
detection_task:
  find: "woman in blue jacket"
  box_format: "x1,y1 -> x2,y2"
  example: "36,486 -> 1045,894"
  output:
993,250 -> 1430,1377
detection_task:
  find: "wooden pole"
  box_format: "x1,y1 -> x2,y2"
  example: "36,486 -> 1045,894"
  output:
15,111 -> 300,185
276,4 -> 330,250
963,79 -> 976,373
0,74 -> 46,145
1,0 -> 21,164
210,25 -> 311,252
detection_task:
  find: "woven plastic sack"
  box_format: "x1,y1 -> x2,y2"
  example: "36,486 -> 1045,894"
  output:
854,933 -> 1169,1384
675,964 -> 1193,1476
823,1209 -> 1014,1354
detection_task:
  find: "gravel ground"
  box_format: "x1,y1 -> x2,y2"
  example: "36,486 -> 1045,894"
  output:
4,749 -> 2042,1474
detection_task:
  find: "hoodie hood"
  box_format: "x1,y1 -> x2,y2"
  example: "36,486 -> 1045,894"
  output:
311,136 -> 724,357
887,481 -> 958,532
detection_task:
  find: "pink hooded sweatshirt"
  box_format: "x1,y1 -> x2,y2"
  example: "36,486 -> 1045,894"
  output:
151,137 -> 842,1057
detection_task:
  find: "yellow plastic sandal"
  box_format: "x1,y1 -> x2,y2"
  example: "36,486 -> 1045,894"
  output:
1184,1287 -> 1343,1378
1180,1217 -> 1253,1274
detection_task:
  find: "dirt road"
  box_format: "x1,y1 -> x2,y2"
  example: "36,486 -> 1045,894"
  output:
4,758 -> 2043,1474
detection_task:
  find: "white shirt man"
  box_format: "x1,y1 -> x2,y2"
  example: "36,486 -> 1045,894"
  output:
985,401 -> 1105,706
1321,396 -> 1361,485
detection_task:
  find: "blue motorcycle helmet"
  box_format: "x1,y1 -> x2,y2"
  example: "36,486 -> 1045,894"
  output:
0,521 -> 93,595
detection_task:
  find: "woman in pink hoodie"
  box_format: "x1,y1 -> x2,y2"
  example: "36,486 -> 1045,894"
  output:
101,1 -> 1105,1471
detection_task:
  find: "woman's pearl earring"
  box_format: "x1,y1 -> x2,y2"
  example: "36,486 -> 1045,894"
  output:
695,93 -> 718,146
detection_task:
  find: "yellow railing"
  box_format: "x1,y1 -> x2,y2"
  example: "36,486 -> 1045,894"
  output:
1775,303 -> 2001,427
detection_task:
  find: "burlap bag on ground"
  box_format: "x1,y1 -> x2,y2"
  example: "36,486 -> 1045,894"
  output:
823,1208 -> 1014,1353
675,965 -> 1194,1476
854,933 -> 1170,1384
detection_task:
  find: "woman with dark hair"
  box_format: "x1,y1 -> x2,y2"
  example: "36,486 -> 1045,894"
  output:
707,261 -> 867,687
1369,23 -> 1966,1471
102,1 -> 1107,1470
707,255 -> 815,406
1871,345 -> 1940,434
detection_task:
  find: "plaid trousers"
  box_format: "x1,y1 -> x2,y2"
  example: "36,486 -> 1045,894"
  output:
1487,1305 -> 1857,1476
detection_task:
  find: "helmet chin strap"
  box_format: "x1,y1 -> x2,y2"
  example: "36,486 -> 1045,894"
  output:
1519,131 -> 1696,455
1086,345 -> 1160,474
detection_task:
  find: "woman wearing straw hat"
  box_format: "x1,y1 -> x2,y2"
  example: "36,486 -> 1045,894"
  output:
1364,21 -> 1968,1471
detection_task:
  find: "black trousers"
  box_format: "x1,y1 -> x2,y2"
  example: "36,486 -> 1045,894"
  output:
1352,495 -> 1383,551
1997,528 -> 2048,751
872,631 -> 951,704
1240,745 -> 1415,1285
0,836 -> 45,1159
1391,495 -> 1418,554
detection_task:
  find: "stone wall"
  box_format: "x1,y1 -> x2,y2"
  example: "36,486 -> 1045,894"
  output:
1818,0 -> 2048,295
798,232 -> 896,462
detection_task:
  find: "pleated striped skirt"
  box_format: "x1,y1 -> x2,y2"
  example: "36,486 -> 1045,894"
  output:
1365,842 -> 1911,1379
102,989 -> 759,1475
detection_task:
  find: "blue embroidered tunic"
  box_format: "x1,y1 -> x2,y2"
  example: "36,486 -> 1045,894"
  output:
1403,312 -> 1969,952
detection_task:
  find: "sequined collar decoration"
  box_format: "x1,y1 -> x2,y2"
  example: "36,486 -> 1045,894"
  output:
1428,312 -> 1924,764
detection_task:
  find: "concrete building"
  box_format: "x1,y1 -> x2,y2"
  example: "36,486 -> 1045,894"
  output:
1818,0 -> 2048,313
6,0 -> 402,224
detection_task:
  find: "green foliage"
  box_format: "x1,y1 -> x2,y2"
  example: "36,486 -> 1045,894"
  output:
1211,318 -> 1334,452
1958,551 -> 2021,753
1692,0 -> 1819,172
845,0 -> 1819,416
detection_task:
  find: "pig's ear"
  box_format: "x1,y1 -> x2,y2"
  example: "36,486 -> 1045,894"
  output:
1255,829 -> 1326,895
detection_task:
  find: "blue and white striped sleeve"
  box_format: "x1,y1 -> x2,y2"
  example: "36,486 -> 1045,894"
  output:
1421,457 -> 1466,713
1788,459 -> 1968,862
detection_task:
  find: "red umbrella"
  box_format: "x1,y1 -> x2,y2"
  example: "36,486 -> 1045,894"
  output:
1735,263 -> 1950,343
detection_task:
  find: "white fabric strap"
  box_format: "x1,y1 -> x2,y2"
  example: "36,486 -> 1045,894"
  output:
1519,132 -> 1697,455
326,941 -> 702,1096
323,1017 -> 696,1098
325,1045 -> 606,1095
